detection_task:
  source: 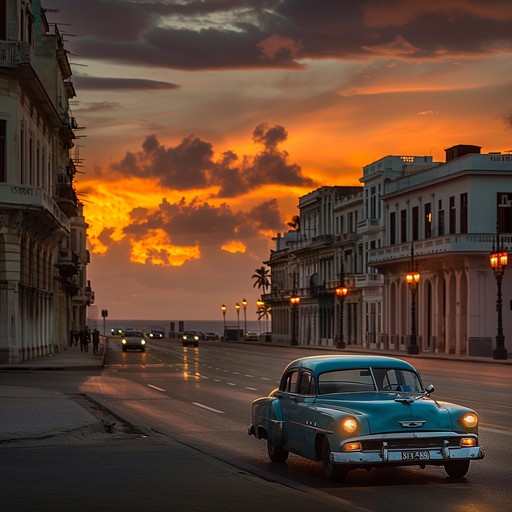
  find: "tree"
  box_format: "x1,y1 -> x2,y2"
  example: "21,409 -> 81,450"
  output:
287,215 -> 300,232
252,266 -> 270,294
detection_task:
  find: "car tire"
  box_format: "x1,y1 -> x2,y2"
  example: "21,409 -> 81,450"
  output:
122,347 -> 126,352
267,438 -> 289,463
444,460 -> 470,478
141,348 -> 145,352
194,343 -> 198,347
322,437 -> 347,483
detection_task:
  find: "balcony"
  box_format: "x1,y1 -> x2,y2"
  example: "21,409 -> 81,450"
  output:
357,218 -> 382,234
354,273 -> 384,288
368,234 -> 512,265
56,249 -> 80,277
0,41 -> 34,68
54,181 -> 79,218
0,183 -> 70,232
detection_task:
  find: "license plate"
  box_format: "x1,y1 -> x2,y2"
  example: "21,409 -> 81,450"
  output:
401,450 -> 430,461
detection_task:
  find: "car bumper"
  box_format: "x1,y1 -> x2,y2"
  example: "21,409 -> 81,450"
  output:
331,432 -> 484,465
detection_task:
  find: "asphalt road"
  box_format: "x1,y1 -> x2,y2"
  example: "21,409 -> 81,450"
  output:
2,339 -> 511,512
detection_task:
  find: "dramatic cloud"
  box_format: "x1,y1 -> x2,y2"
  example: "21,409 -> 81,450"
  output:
74,75 -> 180,91
51,0 -> 512,70
111,123 -> 318,195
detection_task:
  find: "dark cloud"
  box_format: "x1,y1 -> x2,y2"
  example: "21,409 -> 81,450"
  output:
73,75 -> 180,91
112,123 -> 318,195
503,112 -> 512,129
123,197 -> 285,250
49,0 -> 512,71
75,101 -> 121,113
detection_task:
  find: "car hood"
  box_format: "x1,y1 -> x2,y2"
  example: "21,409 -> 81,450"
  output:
316,393 -> 456,434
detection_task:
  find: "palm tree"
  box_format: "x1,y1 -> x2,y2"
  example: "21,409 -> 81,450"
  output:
287,215 -> 301,242
252,266 -> 270,294
287,215 -> 300,232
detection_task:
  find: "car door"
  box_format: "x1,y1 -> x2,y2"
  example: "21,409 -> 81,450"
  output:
277,369 -> 314,454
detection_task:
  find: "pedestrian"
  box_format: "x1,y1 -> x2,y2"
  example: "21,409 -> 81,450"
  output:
92,328 -> 100,354
74,330 -> 79,347
69,329 -> 74,347
84,327 -> 91,352
79,330 -> 86,352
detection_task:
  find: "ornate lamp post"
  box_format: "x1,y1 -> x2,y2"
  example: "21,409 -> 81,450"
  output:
221,304 -> 227,334
406,270 -> 421,355
290,295 -> 300,345
242,298 -> 247,334
490,232 -> 509,360
235,302 -> 240,329
335,286 -> 348,349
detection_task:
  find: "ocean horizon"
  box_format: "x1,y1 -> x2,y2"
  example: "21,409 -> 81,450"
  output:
88,318 -> 268,336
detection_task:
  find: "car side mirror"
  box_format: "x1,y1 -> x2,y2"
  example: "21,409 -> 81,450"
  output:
425,384 -> 435,395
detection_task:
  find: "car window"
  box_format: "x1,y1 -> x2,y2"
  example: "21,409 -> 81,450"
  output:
297,371 -> 314,395
282,369 -> 299,393
318,368 -> 375,394
372,368 -> 423,392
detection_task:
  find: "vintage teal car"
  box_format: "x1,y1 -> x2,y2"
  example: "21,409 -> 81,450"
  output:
248,355 -> 484,483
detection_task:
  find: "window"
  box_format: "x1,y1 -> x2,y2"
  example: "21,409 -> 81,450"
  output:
412,206 -> 419,241
424,203 -> 432,238
438,200 -> 444,236
389,211 -> 396,245
449,196 -> 456,234
400,209 -> 407,243
460,193 -> 468,233
297,372 -> 314,395
497,193 -> 512,233
0,0 -> 6,40
282,370 -> 299,393
0,119 -> 5,182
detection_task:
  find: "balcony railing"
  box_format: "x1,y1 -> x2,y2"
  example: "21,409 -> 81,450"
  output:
369,234 -> 512,264
0,41 -> 34,68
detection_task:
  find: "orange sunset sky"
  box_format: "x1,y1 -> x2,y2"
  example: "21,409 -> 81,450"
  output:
48,0 -> 512,321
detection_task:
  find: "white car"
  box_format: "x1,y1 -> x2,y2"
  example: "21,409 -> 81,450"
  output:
121,330 -> 147,352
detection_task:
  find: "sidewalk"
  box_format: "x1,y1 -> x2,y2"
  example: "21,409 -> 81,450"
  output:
0,338 -> 107,371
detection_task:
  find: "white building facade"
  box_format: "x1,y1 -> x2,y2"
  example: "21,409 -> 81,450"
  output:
264,145 -> 512,359
0,0 -> 93,363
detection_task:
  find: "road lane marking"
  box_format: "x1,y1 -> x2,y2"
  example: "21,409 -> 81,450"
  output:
147,384 -> 166,392
227,382 -> 236,386
192,402 -> 224,414
245,387 -> 258,391
244,374 -> 254,378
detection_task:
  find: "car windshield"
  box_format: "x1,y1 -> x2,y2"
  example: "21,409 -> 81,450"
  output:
318,367 -> 423,394
125,331 -> 144,337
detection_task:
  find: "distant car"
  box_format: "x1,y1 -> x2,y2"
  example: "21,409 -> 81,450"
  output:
121,330 -> 147,352
110,327 -> 124,336
244,331 -> 258,341
249,355 -> 484,483
182,330 -> 199,347
258,332 -> 272,342
149,329 -> 165,339
205,332 -> 219,340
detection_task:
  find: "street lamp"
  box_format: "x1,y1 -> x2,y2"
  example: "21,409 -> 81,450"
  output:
406,270 -> 421,355
235,302 -> 240,329
490,233 -> 508,360
335,286 -> 348,349
242,298 -> 247,334
221,304 -> 227,334
290,295 -> 300,345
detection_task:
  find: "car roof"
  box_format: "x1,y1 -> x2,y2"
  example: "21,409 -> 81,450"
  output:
283,354 -> 417,374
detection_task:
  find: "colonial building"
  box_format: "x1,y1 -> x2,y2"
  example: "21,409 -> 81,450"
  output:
0,0 -> 94,363
263,145 -> 512,359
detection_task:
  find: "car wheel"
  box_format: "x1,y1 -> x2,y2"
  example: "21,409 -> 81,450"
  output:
322,437 -> 347,483
122,347 -> 126,352
267,438 -> 289,463
194,342 -> 198,347
141,348 -> 145,352
444,460 -> 470,478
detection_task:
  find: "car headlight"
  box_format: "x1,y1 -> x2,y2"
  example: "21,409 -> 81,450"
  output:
462,412 -> 478,428
341,417 -> 359,434
141,339 -> 146,345
194,336 -> 199,341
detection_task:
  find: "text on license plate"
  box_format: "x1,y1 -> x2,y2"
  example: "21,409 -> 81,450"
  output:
401,450 -> 430,461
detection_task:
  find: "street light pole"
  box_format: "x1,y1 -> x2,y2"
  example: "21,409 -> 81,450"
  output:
290,295 -> 300,345
235,302 -> 240,329
490,230 -> 508,360
406,244 -> 420,355
242,298 -> 247,334
256,299 -> 264,334
335,286 -> 348,348
221,304 -> 226,337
